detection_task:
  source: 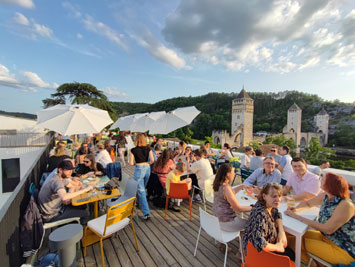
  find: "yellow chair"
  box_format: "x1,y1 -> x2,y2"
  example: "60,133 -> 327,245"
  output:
83,197 -> 139,266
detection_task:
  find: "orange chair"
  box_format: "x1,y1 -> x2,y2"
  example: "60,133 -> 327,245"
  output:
165,182 -> 192,221
242,241 -> 295,267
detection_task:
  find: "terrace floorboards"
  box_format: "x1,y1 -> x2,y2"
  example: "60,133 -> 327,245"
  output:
37,164 -> 243,267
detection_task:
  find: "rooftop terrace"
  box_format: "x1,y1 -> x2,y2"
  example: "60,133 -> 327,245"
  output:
36,164 -> 243,267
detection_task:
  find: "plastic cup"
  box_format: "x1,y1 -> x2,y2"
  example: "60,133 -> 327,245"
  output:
286,196 -> 296,208
245,187 -> 253,196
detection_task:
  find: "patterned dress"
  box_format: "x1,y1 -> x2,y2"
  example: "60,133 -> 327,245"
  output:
318,195 -> 355,258
242,201 -> 282,254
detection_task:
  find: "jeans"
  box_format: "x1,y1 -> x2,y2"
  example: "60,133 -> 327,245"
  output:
48,205 -> 89,224
133,165 -> 151,216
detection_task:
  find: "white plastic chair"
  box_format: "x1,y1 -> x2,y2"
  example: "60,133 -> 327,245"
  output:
194,208 -> 243,267
307,253 -> 332,267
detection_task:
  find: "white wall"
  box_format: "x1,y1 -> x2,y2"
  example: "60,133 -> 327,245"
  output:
0,146 -> 46,208
0,115 -> 44,132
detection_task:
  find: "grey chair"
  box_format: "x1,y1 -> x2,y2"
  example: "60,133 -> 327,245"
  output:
107,179 -> 138,207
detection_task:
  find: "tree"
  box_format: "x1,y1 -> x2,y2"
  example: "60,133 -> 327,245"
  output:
305,137 -> 335,162
42,82 -> 117,120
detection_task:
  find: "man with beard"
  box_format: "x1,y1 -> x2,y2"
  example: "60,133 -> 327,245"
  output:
38,160 -> 93,223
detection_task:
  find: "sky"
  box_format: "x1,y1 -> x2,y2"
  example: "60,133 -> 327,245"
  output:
0,0 -> 355,114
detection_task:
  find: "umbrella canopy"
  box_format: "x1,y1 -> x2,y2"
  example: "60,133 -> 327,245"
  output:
148,106 -> 200,135
36,104 -> 113,135
110,113 -> 147,131
130,111 -> 166,132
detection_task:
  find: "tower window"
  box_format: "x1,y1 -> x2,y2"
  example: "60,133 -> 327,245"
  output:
237,115 -> 240,119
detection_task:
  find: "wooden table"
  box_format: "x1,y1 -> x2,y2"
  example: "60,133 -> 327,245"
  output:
72,178 -> 121,218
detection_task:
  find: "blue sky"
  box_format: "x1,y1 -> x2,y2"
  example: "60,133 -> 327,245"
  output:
0,0 -> 355,114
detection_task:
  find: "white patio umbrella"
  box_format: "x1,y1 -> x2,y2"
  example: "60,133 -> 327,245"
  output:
130,111 -> 166,132
36,104 -> 113,135
109,113 -> 147,131
148,106 -> 201,135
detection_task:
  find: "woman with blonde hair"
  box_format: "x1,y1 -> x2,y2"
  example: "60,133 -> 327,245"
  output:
129,133 -> 154,220
47,146 -> 70,172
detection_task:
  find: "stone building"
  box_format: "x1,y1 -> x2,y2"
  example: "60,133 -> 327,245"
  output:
212,88 -> 254,147
282,104 -> 329,148
212,89 -> 329,149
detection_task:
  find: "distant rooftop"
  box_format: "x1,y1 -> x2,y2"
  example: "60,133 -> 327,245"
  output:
318,108 -> 328,115
235,88 -> 252,100
289,103 -> 301,111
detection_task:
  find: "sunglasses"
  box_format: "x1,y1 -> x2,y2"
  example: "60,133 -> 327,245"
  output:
84,160 -> 90,163
271,150 -> 276,152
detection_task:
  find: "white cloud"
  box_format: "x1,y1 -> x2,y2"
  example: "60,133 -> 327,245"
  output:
161,0 -> 354,72
130,28 -> 190,69
102,87 -> 128,99
298,57 -> 320,70
82,15 -> 128,50
77,33 -> 83,39
0,63 -> 57,92
12,12 -> 53,39
13,12 -> 29,25
0,0 -> 34,9
23,72 -> 57,89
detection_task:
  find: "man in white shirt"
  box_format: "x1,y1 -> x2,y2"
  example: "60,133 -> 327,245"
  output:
278,145 -> 293,185
187,149 -> 213,201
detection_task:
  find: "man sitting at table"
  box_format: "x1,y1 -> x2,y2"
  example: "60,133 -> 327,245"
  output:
38,160 -> 93,223
249,148 -> 264,171
187,149 -> 213,201
243,157 -> 281,192
282,157 -> 321,201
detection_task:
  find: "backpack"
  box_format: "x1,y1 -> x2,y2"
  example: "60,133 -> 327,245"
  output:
34,253 -> 58,267
152,195 -> 166,209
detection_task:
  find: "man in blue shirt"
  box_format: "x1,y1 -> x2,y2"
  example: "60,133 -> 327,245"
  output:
243,157 -> 281,193
267,147 -> 282,166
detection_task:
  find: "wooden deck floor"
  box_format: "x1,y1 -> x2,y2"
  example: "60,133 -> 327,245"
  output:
38,164 -> 243,267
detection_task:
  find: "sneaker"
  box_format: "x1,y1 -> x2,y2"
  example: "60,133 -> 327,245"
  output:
143,214 -> 150,220
193,195 -> 202,202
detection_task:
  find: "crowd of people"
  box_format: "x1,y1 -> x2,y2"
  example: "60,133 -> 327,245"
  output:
36,132 -> 354,266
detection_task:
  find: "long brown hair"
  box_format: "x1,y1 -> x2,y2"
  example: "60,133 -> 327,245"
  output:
135,133 -> 147,146
155,148 -> 174,169
213,164 -> 234,192
84,154 -> 98,172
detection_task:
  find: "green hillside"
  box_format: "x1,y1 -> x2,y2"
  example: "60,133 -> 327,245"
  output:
111,91 -> 355,148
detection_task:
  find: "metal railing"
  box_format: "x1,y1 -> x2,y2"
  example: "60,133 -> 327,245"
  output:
0,132 -> 50,148
0,136 -> 54,267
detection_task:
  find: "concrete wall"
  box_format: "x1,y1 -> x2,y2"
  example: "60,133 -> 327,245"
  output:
0,146 -> 46,208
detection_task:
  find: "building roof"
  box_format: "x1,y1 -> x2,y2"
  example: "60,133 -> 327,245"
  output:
317,108 -> 328,115
235,88 -> 252,100
288,103 -> 301,111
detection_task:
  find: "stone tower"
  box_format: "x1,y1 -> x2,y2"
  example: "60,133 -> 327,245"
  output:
314,108 -> 329,145
285,103 -> 302,150
231,88 -> 254,147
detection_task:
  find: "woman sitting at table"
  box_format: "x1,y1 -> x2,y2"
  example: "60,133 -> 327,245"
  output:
242,183 -> 295,261
219,143 -> 233,163
76,154 -> 105,178
285,172 -> 354,265
153,148 -> 175,188
47,146 -> 71,172
213,164 -> 252,230
75,143 -> 89,166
